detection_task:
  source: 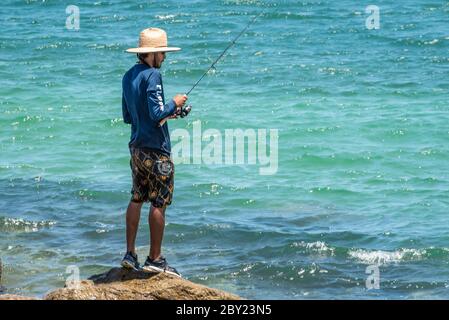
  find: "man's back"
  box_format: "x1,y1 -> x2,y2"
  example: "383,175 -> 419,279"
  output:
122,63 -> 174,155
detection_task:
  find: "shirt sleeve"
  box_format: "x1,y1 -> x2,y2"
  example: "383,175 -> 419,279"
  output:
122,92 -> 132,124
146,70 -> 176,122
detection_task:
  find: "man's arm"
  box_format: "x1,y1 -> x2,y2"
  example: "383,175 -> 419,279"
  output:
146,71 -> 177,122
122,92 -> 132,124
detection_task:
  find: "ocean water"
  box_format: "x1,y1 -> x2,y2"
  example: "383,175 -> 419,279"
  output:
1,0 -> 448,299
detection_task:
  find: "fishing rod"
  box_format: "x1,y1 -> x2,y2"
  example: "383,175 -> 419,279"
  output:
159,10 -> 264,127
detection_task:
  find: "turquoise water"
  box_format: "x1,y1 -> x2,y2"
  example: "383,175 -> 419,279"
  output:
1,0 -> 448,299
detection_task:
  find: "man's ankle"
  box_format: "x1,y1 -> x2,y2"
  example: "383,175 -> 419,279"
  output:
127,250 -> 137,257
149,254 -> 161,261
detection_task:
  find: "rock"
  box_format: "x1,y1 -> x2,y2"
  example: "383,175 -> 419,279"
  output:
0,294 -> 40,300
45,267 -> 241,300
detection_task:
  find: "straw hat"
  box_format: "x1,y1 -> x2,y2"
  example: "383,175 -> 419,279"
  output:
126,28 -> 181,54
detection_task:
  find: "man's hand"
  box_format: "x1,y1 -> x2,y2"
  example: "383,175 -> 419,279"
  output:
173,94 -> 188,108
168,107 -> 181,119
160,95 -> 187,126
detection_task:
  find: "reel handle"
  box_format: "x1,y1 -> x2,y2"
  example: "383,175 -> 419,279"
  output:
158,104 -> 192,127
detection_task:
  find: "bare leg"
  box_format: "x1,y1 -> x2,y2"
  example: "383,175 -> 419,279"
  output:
149,205 -> 166,260
126,201 -> 143,255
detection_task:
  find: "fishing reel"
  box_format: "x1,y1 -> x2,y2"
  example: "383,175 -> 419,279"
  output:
159,104 -> 192,127
175,104 -> 192,118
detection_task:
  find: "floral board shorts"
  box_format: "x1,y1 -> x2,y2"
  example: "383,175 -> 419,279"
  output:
129,148 -> 174,208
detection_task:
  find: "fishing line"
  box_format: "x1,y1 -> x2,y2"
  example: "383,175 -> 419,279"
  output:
186,11 -> 264,96
159,10 -> 265,126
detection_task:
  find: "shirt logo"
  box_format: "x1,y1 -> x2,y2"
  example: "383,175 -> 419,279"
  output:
156,85 -> 164,111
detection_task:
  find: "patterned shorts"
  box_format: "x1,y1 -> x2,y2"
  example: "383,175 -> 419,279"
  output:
129,148 -> 174,208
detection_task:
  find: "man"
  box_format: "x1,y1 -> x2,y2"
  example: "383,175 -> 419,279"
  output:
121,28 -> 187,277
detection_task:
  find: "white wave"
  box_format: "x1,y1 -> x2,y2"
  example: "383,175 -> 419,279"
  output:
0,217 -> 56,233
425,39 -> 439,45
94,222 -> 113,234
292,241 -> 335,255
348,248 -> 425,265
155,14 -> 176,20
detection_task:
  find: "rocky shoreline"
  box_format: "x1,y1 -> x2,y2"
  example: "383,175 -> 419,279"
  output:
0,267 -> 241,300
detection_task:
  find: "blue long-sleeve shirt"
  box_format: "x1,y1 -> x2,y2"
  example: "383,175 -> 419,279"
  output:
122,63 -> 176,155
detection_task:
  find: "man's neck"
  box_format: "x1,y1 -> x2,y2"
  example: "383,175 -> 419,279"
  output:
139,61 -> 158,68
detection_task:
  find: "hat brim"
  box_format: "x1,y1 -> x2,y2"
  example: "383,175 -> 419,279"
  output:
125,47 -> 181,53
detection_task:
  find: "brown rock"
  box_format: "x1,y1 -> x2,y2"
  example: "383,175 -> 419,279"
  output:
0,294 -> 40,300
45,267 -> 241,300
